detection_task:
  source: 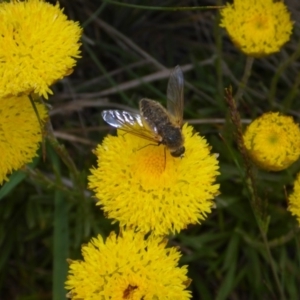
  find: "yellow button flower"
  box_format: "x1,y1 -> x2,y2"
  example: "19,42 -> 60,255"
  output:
288,173 -> 300,226
244,112 -> 300,171
0,0 -> 82,99
220,0 -> 293,57
89,124 -> 220,236
0,95 -> 47,185
65,230 -> 191,299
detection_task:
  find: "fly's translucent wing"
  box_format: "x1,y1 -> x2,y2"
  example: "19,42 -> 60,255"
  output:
166,65 -> 184,127
102,110 -> 143,128
101,110 -> 161,143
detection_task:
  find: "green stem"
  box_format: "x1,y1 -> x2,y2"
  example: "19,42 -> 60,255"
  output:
282,71 -> 300,112
260,232 -> 286,300
234,56 -> 254,103
23,167 -> 71,194
214,0 -> 224,109
268,42 -> 300,108
102,0 -> 223,11
45,121 -> 80,183
52,154 -> 69,300
236,227 -> 300,248
28,94 -> 47,159
83,42 -> 131,104
29,95 -> 44,131
46,122 -> 88,248
82,2 -> 107,28
268,227 -> 300,247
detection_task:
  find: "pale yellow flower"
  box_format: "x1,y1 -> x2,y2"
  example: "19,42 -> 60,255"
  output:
0,0 -> 82,99
220,0 -> 293,57
244,112 -> 300,171
0,95 -> 47,184
288,173 -> 300,225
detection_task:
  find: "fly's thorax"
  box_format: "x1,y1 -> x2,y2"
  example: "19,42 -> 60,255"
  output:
140,99 -> 170,132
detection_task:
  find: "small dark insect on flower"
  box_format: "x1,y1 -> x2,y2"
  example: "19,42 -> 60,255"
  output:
123,284 -> 138,299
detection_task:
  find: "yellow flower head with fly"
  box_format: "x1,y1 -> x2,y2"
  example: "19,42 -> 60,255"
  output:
89,67 -> 220,236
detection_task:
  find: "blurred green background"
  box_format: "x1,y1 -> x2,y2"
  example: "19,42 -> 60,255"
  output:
1,0 -> 300,299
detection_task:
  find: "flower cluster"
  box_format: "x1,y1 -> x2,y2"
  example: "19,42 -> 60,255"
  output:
64,0 -> 300,298
66,231 -> 191,300
67,65 -> 220,298
244,112 -> 300,171
0,0 -> 82,184
68,121 -> 220,298
220,0 -> 293,57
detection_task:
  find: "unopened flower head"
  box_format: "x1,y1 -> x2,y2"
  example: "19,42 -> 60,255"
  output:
288,173 -> 300,226
0,95 -> 47,184
65,230 -> 191,299
220,0 -> 293,57
89,124 -> 220,236
244,112 -> 300,171
0,0 -> 82,99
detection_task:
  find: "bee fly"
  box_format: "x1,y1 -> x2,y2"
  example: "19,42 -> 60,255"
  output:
102,65 -> 185,158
